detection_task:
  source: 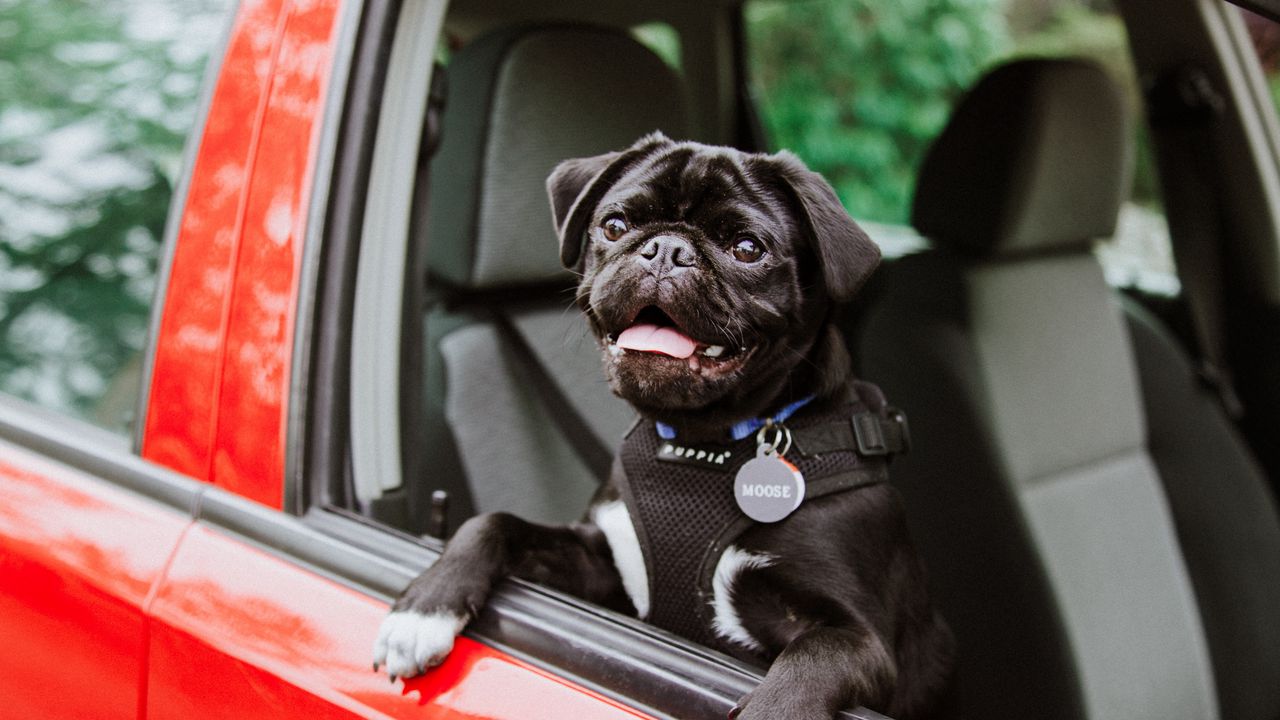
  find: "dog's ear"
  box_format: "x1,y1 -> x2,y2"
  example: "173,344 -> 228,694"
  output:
771,151 -> 881,302
548,132 -> 674,269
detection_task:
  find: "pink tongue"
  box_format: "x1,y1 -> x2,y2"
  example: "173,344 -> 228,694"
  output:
617,323 -> 698,359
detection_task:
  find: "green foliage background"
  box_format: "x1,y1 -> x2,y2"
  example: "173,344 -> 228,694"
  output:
0,0 -> 226,433
745,0 -> 1160,225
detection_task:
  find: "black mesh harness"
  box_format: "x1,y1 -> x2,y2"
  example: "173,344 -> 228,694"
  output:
614,380 -> 909,653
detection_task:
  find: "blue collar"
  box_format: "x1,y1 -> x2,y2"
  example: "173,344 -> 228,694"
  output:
655,395 -> 816,442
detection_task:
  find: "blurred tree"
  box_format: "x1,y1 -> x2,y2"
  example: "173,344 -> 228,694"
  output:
746,0 -> 1010,224
745,0 -> 1160,222
0,0 -> 227,433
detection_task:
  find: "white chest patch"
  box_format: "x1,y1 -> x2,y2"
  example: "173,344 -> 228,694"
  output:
591,499 -> 650,618
710,545 -> 776,653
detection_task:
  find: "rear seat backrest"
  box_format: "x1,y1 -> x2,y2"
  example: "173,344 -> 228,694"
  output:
857,59 -> 1237,720
419,25 -> 691,529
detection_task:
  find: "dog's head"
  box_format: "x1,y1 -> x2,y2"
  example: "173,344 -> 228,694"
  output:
548,133 -> 880,436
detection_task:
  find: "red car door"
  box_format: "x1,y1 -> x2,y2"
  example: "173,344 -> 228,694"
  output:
0,412 -> 195,719
144,497 -> 653,719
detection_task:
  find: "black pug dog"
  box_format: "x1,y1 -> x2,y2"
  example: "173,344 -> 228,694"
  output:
374,133 -> 954,719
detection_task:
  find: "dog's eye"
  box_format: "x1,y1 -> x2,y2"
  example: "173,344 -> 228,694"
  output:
601,215 -> 629,241
731,236 -> 765,263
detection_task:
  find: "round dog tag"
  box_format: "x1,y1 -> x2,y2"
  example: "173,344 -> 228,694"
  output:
734,444 -> 806,523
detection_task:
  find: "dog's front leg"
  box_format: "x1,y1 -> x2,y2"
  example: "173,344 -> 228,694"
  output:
373,511 -> 624,679
730,625 -> 896,720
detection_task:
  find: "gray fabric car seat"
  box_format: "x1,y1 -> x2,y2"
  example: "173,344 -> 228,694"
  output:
855,58 -> 1280,720
415,25 -> 691,532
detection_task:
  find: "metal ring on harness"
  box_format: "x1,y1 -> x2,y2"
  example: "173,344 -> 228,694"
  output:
755,421 -> 793,457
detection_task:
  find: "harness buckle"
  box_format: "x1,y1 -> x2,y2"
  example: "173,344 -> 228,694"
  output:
852,408 -> 911,457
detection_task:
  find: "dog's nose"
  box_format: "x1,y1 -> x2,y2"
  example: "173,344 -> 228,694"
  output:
638,234 -> 697,273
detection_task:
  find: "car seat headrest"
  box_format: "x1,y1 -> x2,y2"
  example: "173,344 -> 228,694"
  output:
911,58 -> 1132,258
425,24 -> 691,290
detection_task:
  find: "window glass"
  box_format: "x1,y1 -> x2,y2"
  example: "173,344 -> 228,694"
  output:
0,0 -> 232,435
744,0 -> 1177,294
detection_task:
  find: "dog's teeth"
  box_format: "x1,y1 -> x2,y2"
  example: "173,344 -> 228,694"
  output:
702,345 -> 725,358
688,355 -> 700,371
608,343 -> 623,357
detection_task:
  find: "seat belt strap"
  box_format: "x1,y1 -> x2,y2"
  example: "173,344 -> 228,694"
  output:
491,311 -> 615,480
1148,65 -> 1245,420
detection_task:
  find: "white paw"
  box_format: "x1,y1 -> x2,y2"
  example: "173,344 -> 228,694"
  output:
372,610 -> 467,679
